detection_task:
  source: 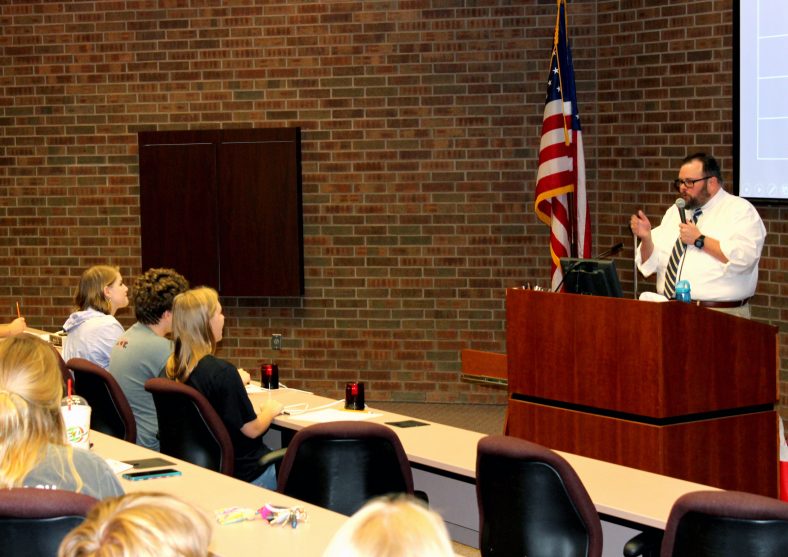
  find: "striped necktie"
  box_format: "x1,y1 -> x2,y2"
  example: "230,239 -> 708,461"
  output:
663,208 -> 702,299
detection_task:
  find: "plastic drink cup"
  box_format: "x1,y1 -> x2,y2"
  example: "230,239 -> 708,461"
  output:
60,395 -> 91,450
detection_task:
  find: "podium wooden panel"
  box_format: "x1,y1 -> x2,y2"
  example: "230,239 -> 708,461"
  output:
460,349 -> 508,386
505,289 -> 779,497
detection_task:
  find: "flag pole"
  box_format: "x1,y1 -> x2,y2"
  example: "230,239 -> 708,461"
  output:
556,0 -> 578,258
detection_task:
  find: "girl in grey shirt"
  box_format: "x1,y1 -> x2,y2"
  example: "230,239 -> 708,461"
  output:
0,335 -> 123,499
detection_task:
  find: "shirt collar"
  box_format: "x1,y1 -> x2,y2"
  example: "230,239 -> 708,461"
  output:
699,186 -> 726,213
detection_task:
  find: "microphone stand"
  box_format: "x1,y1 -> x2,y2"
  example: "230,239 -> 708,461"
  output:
552,260 -> 582,294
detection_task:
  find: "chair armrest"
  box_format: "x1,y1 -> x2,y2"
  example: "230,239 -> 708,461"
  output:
623,528 -> 663,557
258,447 -> 287,470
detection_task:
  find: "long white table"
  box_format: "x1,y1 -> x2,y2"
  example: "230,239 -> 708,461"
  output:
255,387 -> 719,550
91,431 -> 347,557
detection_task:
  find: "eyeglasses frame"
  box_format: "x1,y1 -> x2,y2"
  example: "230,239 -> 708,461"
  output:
671,176 -> 712,191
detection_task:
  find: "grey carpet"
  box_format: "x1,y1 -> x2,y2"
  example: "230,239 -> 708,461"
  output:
371,402 -> 506,436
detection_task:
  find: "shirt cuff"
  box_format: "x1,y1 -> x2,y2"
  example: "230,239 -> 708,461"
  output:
635,244 -> 657,277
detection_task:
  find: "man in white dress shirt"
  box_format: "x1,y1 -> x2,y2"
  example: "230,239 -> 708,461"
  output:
630,152 -> 766,318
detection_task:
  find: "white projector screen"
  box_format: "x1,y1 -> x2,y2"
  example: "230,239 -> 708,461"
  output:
736,0 -> 788,203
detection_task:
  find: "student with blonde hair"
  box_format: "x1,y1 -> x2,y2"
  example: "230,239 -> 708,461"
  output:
322,495 -> 455,557
0,335 -> 123,498
58,492 -> 213,557
166,287 -> 282,489
63,265 -> 129,369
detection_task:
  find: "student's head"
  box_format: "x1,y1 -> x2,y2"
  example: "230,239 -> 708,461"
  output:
165,287 -> 224,382
0,335 -> 65,488
58,492 -> 213,557
132,268 -> 189,329
322,496 -> 455,557
74,265 -> 129,316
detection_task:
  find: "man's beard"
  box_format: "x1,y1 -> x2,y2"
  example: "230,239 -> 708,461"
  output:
684,182 -> 711,209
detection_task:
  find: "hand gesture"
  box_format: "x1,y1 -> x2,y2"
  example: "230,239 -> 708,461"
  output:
630,210 -> 652,240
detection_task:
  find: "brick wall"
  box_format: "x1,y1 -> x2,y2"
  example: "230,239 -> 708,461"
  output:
1,1 -> 785,414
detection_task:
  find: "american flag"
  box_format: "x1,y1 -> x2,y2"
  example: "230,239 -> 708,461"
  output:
534,0 -> 591,290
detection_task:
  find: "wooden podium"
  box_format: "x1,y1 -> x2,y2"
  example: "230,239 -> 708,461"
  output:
505,289 -> 779,497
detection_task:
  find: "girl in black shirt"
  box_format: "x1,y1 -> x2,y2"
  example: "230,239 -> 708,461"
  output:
166,287 -> 282,487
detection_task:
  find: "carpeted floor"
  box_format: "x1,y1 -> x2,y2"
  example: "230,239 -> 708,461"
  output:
370,401 -> 506,436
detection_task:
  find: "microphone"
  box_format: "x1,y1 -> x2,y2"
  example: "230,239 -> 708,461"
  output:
595,242 -> 624,260
675,198 -> 686,224
553,242 -> 624,293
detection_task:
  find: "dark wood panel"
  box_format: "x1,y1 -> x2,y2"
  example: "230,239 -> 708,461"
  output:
217,128 -> 303,296
139,140 -> 220,289
138,128 -> 303,296
506,399 -> 778,497
506,289 -> 777,417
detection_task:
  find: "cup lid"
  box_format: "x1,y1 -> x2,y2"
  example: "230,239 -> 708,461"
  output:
60,395 -> 89,406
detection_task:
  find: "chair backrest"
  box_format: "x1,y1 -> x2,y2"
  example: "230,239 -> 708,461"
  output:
661,490 -> 788,557
0,488 -> 98,557
67,358 -> 137,443
277,421 -> 415,516
476,435 -> 603,557
52,345 -> 73,388
144,377 -> 234,476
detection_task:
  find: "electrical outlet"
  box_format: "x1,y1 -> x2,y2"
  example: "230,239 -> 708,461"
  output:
271,334 -> 282,351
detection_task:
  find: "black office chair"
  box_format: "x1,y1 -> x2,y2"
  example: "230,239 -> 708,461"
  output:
67,358 -> 137,443
658,490 -> 788,557
0,488 -> 98,557
275,421 -> 418,516
476,435 -> 603,557
145,377 -> 235,476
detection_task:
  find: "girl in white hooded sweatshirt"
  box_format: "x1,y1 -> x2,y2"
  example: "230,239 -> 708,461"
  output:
62,265 -> 129,370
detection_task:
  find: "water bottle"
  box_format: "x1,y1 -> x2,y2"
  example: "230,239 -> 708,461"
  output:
675,280 -> 691,303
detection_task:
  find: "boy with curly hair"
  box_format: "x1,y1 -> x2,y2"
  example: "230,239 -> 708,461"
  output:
109,268 -> 188,450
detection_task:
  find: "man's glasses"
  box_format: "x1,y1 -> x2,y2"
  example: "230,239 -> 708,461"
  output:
672,176 -> 711,191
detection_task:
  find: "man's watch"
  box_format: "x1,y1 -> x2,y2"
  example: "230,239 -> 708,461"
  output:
694,234 -> 705,249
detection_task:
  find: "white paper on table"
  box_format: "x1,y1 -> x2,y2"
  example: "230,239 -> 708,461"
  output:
289,408 -> 383,423
245,384 -> 267,394
245,384 -> 314,395
105,458 -> 134,475
277,387 -> 313,395
24,329 -> 52,341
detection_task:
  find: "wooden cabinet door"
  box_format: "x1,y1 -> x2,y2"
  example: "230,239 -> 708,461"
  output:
218,128 -> 303,296
139,131 -> 220,289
